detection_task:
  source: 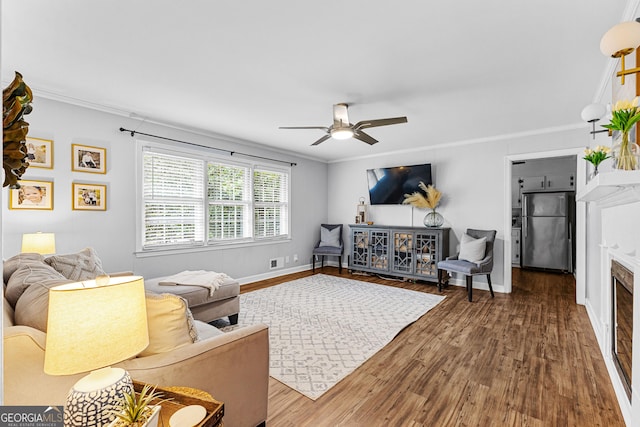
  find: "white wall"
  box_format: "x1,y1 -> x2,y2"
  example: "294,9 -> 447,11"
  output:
328,127 -> 588,290
2,98 -> 329,282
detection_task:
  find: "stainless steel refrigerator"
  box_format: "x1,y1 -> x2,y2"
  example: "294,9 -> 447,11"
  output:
521,191 -> 574,272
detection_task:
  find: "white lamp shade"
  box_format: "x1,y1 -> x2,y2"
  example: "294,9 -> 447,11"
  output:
581,103 -> 607,122
600,21 -> 640,57
44,276 -> 149,375
21,232 -> 56,254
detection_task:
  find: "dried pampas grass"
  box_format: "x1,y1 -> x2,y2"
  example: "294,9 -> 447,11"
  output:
403,182 -> 442,210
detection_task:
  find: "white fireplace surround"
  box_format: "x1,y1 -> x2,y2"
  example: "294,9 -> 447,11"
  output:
578,170 -> 640,425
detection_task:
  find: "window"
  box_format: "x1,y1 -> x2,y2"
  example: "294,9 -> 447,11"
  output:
254,168 -> 289,238
142,151 -> 205,249
140,142 -> 290,251
207,162 -> 251,241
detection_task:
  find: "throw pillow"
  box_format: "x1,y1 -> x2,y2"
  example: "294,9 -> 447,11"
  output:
5,262 -> 67,308
139,292 -> 200,357
458,233 -> 487,264
45,247 -> 107,281
319,225 -> 341,247
3,253 -> 45,284
14,271 -> 73,332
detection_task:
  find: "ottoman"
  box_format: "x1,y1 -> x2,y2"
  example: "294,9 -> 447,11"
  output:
144,275 -> 240,324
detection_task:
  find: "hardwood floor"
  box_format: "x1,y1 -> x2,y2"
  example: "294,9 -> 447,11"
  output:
241,267 -> 624,426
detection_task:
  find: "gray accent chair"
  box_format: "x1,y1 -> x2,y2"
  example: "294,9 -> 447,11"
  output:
312,224 -> 344,273
437,229 -> 496,302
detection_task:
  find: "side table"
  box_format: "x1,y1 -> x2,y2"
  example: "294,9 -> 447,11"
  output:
133,381 -> 224,427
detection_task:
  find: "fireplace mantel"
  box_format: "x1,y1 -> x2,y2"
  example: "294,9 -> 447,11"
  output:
577,171 -> 640,207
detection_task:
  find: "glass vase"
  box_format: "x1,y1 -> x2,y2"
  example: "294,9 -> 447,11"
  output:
588,163 -> 599,181
423,210 -> 444,227
612,131 -> 640,170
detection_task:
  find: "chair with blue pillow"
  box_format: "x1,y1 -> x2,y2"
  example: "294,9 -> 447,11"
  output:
437,229 -> 496,302
312,224 -> 344,273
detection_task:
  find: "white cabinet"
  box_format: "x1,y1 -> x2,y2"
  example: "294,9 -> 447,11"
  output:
545,174 -> 575,191
511,228 -> 521,267
521,175 -> 574,192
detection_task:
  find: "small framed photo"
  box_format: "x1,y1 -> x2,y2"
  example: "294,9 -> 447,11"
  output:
72,183 -> 107,211
26,137 -> 54,169
9,180 -> 54,210
72,144 -> 106,174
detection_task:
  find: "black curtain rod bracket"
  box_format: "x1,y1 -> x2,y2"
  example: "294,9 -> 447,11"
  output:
119,127 -> 297,166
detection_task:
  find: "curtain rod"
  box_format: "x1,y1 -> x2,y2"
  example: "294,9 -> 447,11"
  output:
119,127 -> 297,166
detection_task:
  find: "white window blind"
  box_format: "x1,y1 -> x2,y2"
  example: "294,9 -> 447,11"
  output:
207,162 -> 251,241
142,151 -> 205,248
254,168 -> 289,239
140,142 -> 290,251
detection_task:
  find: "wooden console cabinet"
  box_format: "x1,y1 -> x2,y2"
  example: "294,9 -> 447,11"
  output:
348,225 -> 449,283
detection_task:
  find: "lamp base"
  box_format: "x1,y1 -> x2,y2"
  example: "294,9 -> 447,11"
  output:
64,367 -> 133,427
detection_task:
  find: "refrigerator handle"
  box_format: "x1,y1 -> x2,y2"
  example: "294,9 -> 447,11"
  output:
523,216 -> 528,238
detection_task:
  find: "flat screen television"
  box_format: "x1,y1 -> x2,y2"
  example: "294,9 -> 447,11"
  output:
367,163 -> 433,205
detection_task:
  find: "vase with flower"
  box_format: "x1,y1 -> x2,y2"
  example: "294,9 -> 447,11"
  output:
601,98 -> 640,170
402,182 -> 444,227
583,145 -> 611,178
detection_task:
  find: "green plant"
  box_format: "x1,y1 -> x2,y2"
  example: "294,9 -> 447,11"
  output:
110,384 -> 164,426
583,146 -> 611,167
601,98 -> 640,133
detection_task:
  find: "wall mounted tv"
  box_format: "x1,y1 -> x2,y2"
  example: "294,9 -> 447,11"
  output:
367,163 -> 433,205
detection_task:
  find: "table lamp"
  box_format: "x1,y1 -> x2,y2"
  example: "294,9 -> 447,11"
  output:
21,232 -> 56,254
44,276 -> 149,427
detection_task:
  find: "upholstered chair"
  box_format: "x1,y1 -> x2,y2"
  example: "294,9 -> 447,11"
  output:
312,224 -> 344,273
437,229 -> 496,302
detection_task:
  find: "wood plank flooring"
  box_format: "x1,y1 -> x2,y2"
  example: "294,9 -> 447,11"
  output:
241,268 -> 624,426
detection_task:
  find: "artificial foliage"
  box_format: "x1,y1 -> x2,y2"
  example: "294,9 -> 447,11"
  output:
109,384 -> 164,427
2,71 -> 33,188
403,182 -> 442,211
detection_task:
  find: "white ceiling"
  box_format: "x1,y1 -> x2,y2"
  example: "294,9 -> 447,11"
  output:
1,1 -> 632,162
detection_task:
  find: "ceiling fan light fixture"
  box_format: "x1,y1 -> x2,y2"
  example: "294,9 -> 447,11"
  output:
331,128 -> 354,140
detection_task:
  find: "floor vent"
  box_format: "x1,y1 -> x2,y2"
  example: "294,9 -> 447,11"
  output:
270,257 -> 284,269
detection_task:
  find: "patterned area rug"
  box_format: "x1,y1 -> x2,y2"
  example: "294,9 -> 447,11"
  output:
228,274 -> 445,400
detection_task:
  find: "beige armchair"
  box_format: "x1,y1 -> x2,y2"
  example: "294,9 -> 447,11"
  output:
3,297 -> 269,427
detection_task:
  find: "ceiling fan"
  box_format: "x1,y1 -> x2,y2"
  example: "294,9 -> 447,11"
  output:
279,103 -> 408,146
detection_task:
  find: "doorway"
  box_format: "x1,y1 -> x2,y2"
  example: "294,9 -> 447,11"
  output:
503,148 -> 587,304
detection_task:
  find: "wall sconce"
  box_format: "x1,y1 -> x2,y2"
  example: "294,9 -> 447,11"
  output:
580,103 -> 610,139
600,20 -> 640,85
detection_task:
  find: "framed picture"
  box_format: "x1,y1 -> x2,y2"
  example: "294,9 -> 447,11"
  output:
26,137 -> 54,169
72,144 -> 106,174
72,183 -> 107,211
9,180 -> 54,210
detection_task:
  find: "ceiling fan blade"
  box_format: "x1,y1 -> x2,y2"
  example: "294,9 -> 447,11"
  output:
280,126 -> 329,131
354,116 -> 408,130
353,130 -> 378,145
333,103 -> 350,128
311,134 -> 332,146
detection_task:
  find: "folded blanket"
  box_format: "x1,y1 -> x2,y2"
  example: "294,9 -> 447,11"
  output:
158,270 -> 231,297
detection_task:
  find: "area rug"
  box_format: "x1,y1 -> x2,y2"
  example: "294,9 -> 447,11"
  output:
230,274 -> 445,400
